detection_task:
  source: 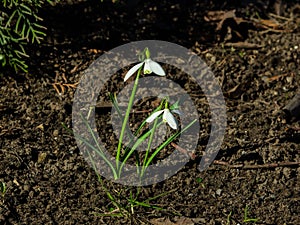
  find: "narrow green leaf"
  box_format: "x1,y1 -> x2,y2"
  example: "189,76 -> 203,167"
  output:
33,23 -> 46,30
15,14 -> 23,34
19,3 -> 33,15
79,113 -> 118,179
145,119 -> 197,168
14,49 -> 28,58
5,10 -> 17,28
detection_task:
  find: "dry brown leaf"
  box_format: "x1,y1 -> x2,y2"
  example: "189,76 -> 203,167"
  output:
216,10 -> 237,31
204,10 -> 226,21
204,10 -> 235,22
258,19 -> 280,29
207,10 -> 250,42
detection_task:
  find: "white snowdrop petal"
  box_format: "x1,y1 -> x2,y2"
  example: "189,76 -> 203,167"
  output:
163,109 -> 177,129
124,62 -> 144,81
149,60 -> 165,76
146,110 -> 164,123
172,109 -> 181,115
143,59 -> 152,74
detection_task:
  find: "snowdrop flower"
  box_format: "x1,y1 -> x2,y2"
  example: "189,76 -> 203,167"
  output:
124,48 -> 165,82
146,108 -> 179,129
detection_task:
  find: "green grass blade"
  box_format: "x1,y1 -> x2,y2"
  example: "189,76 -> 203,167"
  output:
129,199 -> 164,210
79,114 -> 118,179
145,188 -> 177,202
62,120 -> 118,179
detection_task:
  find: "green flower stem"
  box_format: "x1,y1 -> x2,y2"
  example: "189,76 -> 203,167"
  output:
116,67 -> 142,175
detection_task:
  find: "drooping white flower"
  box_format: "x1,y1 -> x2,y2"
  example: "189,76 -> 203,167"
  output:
124,53 -> 165,82
146,108 -> 179,129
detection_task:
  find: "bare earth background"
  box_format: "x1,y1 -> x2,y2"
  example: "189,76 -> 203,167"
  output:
0,0 -> 300,224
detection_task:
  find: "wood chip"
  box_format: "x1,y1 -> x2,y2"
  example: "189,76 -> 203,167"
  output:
224,42 -> 263,49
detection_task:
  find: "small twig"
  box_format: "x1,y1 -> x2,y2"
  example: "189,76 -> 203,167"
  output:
70,64 -> 80,74
259,27 -> 293,34
171,143 -> 196,160
52,82 -> 79,95
131,109 -> 152,113
268,13 -> 293,21
213,160 -> 300,169
263,73 -> 290,82
170,143 -> 300,169
224,42 -> 263,49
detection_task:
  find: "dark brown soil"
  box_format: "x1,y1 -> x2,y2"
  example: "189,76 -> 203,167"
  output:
1,0 -> 300,224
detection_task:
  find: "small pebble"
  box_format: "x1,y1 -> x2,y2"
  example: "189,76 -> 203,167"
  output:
53,130 -> 59,137
216,189 -> 222,196
23,184 -> 30,191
